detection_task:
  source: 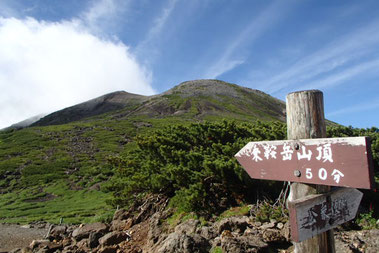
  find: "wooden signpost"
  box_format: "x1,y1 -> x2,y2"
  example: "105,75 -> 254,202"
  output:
235,137 -> 375,189
235,90 -> 375,253
288,187 -> 363,242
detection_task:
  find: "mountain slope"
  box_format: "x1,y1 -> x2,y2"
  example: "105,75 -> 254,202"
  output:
31,80 -> 285,126
0,79 -> 287,224
32,91 -> 148,126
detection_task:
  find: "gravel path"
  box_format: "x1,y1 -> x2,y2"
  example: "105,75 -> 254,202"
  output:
0,223 -> 48,252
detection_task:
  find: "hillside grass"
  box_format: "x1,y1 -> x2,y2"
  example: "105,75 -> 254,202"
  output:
0,115 -> 200,224
0,112 -> 378,224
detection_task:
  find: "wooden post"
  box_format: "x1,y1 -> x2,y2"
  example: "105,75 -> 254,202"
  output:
286,90 -> 335,253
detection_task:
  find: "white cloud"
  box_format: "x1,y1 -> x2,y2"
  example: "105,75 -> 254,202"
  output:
0,17 -> 155,129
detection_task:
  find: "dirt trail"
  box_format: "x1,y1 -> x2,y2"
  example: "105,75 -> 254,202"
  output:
0,223 -> 48,252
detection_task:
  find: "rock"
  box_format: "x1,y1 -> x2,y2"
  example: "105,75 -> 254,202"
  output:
9,249 -> 21,253
277,222 -> 284,229
30,240 -> 50,249
270,219 -> 277,224
220,234 -> 268,253
262,229 -> 285,243
280,222 -> 291,241
334,237 -> 354,253
260,222 -> 276,230
50,225 -> 67,240
76,239 -> 90,252
99,231 -> 130,246
217,216 -> 250,234
221,230 -> 234,238
62,245 -> 77,253
72,222 -> 109,240
61,237 -> 72,247
111,218 -> 133,231
21,248 -> 33,253
174,219 -> 200,235
113,209 -> 131,221
199,226 -> 216,240
243,227 -> 258,236
89,231 -> 102,248
252,221 -> 262,227
147,212 -> 165,249
98,246 -> 118,253
156,232 -> 210,253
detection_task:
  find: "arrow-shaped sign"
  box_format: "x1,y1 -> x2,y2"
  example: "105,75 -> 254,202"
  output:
235,137 -> 375,189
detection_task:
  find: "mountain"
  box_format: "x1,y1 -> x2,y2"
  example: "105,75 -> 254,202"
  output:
3,113 -> 47,130
0,79 -> 287,224
31,79 -> 285,127
32,91 -> 148,126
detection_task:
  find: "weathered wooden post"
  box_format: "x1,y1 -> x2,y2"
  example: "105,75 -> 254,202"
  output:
235,89 -> 374,253
286,90 -> 334,253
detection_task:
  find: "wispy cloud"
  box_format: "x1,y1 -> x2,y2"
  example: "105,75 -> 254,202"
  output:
0,0 -> 20,18
263,19 -> 379,94
202,0 -> 293,79
80,0 -> 130,36
299,58 -> 379,90
327,98 -> 379,117
135,0 -> 179,62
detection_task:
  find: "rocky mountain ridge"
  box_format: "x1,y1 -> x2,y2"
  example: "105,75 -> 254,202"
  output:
29,79 -> 285,127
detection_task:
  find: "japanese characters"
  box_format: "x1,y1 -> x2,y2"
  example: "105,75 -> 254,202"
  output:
235,137 -> 374,189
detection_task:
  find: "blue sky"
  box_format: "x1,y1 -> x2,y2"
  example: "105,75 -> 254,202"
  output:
0,0 -> 378,129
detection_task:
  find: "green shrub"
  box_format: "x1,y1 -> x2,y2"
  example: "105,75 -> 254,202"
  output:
106,120 -> 287,215
356,211 -> 378,230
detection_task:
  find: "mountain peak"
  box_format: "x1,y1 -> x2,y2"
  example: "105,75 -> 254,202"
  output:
29,79 -> 285,127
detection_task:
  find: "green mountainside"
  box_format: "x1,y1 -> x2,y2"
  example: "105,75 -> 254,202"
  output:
0,80 -> 286,223
30,79 -> 285,127
0,79 -> 377,224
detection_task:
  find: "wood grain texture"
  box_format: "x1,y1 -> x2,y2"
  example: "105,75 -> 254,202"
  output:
289,188 -> 363,242
286,90 -> 335,253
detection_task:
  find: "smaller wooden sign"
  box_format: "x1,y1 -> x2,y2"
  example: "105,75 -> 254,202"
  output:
288,188 -> 363,242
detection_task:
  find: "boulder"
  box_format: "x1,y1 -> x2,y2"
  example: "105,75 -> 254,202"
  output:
113,209 -> 130,221
110,218 -> 133,231
260,222 -> 276,230
98,246 -> 118,253
99,231 -> 131,246
72,222 -> 109,240
50,225 -> 67,240
156,232 -> 210,253
217,216 -> 250,234
262,229 -> 285,243
199,226 -> 216,240
220,234 -> 268,253
174,219 -> 200,235
29,240 -> 50,249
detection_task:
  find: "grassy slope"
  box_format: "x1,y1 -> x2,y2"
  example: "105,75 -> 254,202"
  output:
0,114 -> 218,224
0,80 -> 287,224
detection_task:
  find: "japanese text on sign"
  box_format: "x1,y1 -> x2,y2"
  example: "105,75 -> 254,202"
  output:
238,142 -> 343,184
234,137 -> 375,189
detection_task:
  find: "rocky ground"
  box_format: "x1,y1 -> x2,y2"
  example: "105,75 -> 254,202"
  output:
1,195 -> 378,253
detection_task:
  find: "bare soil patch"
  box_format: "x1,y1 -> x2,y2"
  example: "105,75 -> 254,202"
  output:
0,223 -> 48,252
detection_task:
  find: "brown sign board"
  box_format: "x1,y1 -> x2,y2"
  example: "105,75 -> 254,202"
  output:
235,137 -> 375,189
288,188 -> 363,242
